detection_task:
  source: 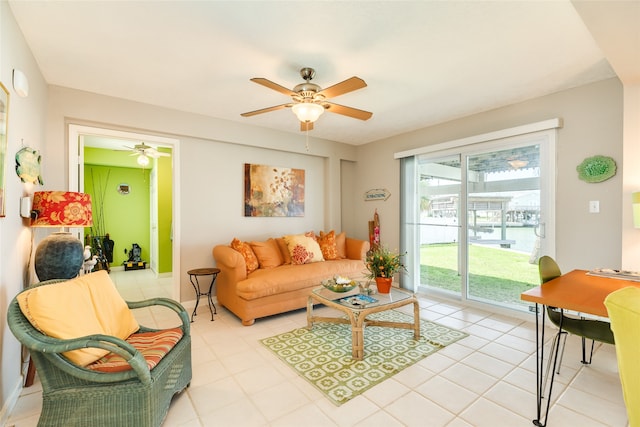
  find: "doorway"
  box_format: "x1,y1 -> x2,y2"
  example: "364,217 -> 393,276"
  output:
68,124 -> 180,301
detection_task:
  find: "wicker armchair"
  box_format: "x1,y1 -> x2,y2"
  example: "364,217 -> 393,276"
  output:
7,277 -> 192,427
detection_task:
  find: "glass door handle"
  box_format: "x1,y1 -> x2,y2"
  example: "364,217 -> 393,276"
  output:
534,222 -> 546,238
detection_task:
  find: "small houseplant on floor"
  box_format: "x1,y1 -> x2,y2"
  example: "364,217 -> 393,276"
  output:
365,245 -> 407,293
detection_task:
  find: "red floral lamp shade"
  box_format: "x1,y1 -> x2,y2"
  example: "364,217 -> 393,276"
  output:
31,191 -> 93,227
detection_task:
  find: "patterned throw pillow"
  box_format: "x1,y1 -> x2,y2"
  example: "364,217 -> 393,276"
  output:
283,234 -> 325,265
318,230 -> 339,260
88,327 -> 183,372
230,238 -> 259,274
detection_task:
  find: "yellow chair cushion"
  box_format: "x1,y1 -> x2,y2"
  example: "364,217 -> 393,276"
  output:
17,270 -> 140,366
604,286 -> 640,427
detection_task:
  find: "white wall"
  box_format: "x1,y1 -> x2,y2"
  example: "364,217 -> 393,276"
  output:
353,78 -> 625,272
0,1 -> 48,421
44,86 -> 359,301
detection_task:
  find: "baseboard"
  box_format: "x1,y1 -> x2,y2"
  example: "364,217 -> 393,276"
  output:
0,377 -> 24,427
182,295 -> 219,311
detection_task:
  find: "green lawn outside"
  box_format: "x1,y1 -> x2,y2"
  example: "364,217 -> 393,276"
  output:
419,243 -> 539,309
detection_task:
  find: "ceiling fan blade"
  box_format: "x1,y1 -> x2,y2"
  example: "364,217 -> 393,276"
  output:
250,78 -> 296,97
241,104 -> 290,117
300,121 -> 314,132
317,77 -> 367,99
324,102 -> 373,120
147,151 -> 170,158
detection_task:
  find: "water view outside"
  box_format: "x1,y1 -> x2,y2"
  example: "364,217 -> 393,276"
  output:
418,145 -> 542,312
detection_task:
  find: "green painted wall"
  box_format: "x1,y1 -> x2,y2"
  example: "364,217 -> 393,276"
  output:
157,153 -> 173,273
83,146 -> 173,272
84,163 -> 150,266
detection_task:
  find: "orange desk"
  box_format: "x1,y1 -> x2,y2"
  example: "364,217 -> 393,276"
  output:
521,269 -> 640,427
521,269 -> 640,317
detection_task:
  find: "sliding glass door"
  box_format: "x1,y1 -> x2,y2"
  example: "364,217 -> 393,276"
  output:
409,132 -> 554,312
418,155 -> 463,298
465,144 -> 541,309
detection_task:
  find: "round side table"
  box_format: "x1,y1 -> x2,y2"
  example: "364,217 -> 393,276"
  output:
187,267 -> 220,322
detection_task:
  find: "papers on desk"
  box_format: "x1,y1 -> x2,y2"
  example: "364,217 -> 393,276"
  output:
587,268 -> 640,282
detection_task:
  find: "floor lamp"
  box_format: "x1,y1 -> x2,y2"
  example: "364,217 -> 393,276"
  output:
31,191 -> 93,281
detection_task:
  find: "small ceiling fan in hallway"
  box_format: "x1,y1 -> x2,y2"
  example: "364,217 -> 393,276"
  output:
241,67 -> 373,131
125,142 -> 170,167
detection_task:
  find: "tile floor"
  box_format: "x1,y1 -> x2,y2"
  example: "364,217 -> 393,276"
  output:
7,269 -> 629,427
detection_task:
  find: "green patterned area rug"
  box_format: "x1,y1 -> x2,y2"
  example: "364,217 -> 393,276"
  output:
261,310 -> 468,405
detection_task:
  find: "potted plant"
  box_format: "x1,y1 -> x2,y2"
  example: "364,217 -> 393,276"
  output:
365,245 -> 407,293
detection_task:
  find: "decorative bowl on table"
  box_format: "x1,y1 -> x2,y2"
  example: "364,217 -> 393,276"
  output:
321,276 -> 357,293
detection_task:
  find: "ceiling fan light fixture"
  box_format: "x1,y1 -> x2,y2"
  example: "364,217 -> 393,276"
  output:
292,102 -> 324,123
137,153 -> 150,166
508,159 -> 528,169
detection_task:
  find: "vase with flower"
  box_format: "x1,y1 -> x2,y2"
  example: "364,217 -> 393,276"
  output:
365,245 -> 407,293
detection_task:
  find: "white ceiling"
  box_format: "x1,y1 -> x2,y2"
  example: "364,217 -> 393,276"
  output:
7,1 -> 630,145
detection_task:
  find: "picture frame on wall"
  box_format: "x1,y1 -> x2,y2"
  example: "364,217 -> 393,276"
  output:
0,82 -> 10,218
244,163 -> 305,217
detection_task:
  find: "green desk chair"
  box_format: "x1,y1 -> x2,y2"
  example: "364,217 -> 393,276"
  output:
538,256 -> 615,379
604,286 -> 640,427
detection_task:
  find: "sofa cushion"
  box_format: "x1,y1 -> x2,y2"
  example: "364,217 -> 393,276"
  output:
283,234 -> 324,265
275,238 -> 292,264
336,232 -> 347,259
250,238 -> 284,269
318,230 -> 339,260
237,259 -> 366,300
87,327 -> 183,372
16,270 -> 140,366
231,238 -> 259,274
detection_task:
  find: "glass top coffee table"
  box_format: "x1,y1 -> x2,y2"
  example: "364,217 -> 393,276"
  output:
307,285 -> 420,360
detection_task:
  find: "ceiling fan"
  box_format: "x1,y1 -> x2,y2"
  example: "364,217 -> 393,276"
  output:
125,142 -> 170,166
241,67 -> 373,131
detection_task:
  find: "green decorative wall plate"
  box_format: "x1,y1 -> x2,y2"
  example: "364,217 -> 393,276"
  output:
577,155 -> 616,183
15,147 -> 44,185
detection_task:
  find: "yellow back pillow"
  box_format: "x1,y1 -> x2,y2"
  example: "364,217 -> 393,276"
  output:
17,270 -> 140,366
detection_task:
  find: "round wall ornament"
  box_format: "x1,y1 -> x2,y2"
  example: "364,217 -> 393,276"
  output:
15,146 -> 44,184
576,155 -> 616,183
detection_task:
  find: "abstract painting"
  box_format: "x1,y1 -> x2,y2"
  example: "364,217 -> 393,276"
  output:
244,163 -> 304,217
0,82 -> 10,217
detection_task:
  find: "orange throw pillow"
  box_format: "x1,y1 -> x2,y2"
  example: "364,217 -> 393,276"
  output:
318,230 -> 339,260
230,238 -> 259,274
275,238 -> 292,264
335,232 -> 347,259
250,239 -> 284,269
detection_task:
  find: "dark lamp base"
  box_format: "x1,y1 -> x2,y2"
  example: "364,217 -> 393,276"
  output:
34,233 -> 84,281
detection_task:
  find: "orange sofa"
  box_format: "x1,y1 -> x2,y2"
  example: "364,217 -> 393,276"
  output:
212,235 -> 369,325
